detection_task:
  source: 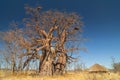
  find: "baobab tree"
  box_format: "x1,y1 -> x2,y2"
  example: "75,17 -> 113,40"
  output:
2,5 -> 84,76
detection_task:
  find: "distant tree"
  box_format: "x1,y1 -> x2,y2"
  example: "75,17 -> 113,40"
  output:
111,57 -> 120,72
113,62 -> 120,72
74,61 -> 86,72
2,5 -> 84,76
1,25 -> 25,73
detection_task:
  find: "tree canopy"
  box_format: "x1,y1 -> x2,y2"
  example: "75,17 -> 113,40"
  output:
1,5 -> 84,76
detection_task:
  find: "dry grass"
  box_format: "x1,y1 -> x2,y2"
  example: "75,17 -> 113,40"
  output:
0,70 -> 120,80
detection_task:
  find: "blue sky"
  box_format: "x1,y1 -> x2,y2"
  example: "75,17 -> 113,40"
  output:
0,0 -> 120,69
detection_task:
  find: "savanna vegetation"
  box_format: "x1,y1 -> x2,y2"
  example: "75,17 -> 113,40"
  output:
0,5 -> 84,76
0,5 -> 120,80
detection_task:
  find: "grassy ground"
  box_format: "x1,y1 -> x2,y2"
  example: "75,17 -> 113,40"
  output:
0,70 -> 120,80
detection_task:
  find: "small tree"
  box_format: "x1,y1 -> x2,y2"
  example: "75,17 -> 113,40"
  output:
2,26 -> 24,73
111,57 -> 120,72
113,62 -> 120,72
74,62 -> 86,72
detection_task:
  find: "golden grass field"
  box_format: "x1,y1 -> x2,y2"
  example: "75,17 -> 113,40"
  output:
0,70 -> 120,80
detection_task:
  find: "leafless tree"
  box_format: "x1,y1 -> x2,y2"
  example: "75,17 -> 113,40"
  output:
1,5 -> 84,76
1,26 -> 25,73
111,57 -> 120,72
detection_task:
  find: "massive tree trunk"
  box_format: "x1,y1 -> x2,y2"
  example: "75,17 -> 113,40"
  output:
39,59 -> 53,76
39,49 -> 53,76
39,53 -> 67,76
54,53 -> 67,75
38,48 -> 67,76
